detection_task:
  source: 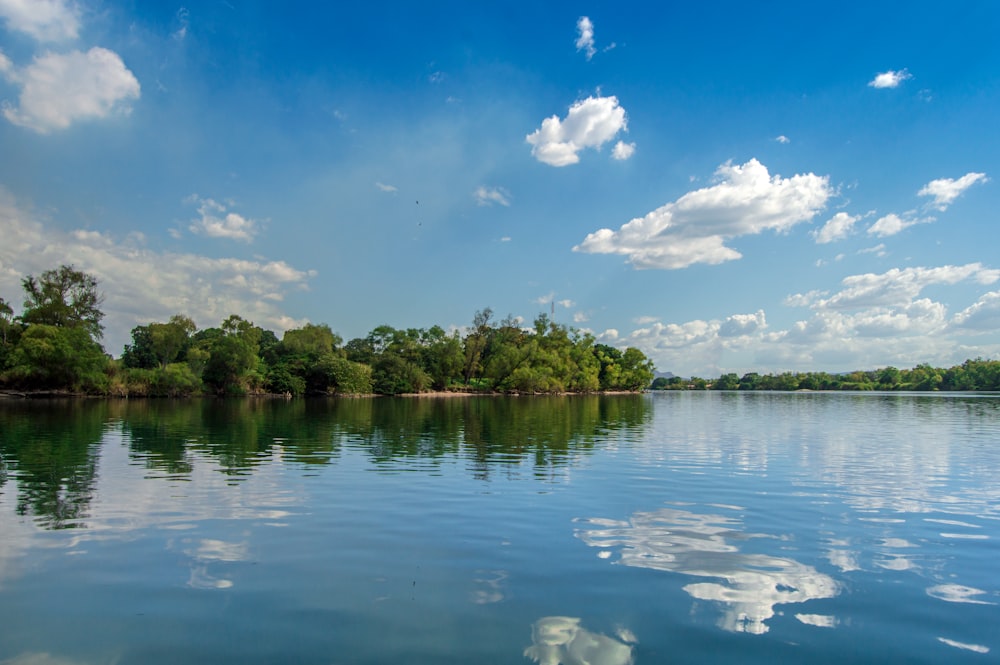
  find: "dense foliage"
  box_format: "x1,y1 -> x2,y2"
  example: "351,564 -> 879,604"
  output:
4,266 -> 997,396
650,360 -> 1000,392
0,267 -> 654,396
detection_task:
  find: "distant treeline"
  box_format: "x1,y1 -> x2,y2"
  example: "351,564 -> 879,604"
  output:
652,359 -> 1000,392
0,265 -> 655,396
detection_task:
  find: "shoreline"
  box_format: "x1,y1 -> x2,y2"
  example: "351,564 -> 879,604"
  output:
1,389 -> 646,400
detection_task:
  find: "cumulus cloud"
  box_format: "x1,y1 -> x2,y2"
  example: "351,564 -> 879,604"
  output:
0,0 -> 79,42
605,312 -> 768,377
612,140 -> 636,160
775,135 -> 790,144
186,196 -> 261,243
868,69 -> 911,89
718,310 -> 766,337
2,47 -> 140,133
952,291 -> 1000,332
918,172 -> 988,211
814,212 -> 859,244
800,264 -> 1000,311
526,95 -> 630,166
375,182 -> 397,193
605,262 -> 1000,376
575,16 -> 595,60
474,185 -> 511,207
0,189 -> 315,355
866,213 -> 929,238
575,159 -> 832,269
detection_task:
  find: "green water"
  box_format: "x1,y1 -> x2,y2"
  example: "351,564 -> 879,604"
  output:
0,393 -> 997,664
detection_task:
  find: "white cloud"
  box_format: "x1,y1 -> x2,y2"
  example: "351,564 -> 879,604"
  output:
575,16 -> 595,60
526,95 -> 630,166
718,310 -> 766,337
612,263 -> 1000,375
375,182 -> 397,192
633,315 -> 659,325
532,294 -> 573,309
612,140 -> 636,160
775,135 -> 790,144
917,172 -> 988,211
173,7 -> 190,41
575,159 -> 832,269
0,50 -> 12,77
573,311 -> 589,323
805,264 -> 999,311
953,291 -> 1000,332
0,0 -> 79,42
859,243 -> 887,256
187,196 -> 261,242
0,189 -> 315,355
2,47 -> 140,133
868,69 -> 911,89
814,212 -> 859,244
610,314 -> 766,377
866,213 -> 928,238
474,185 -> 511,207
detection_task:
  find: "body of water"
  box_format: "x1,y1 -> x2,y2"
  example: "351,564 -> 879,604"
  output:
0,392 -> 997,664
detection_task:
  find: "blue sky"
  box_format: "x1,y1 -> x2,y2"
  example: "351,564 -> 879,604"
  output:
1,1 -> 998,376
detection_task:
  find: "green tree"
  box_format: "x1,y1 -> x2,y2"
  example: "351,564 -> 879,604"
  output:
282,323 -> 341,357
7,324 -> 109,392
121,324 -> 157,369
200,316 -> 266,394
20,265 -> 105,342
0,296 -> 13,345
0,296 -> 18,370
463,308 -> 493,384
714,373 -> 740,390
420,325 -> 465,390
594,344 -> 623,390
617,347 -> 655,391
148,315 -> 197,368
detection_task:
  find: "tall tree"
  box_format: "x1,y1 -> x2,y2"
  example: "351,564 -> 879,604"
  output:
0,296 -> 18,370
0,296 -> 12,345
147,315 -> 197,368
20,265 -> 105,341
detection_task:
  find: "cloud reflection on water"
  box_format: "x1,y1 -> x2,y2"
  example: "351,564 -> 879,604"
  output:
576,506 -> 838,634
524,616 -> 634,665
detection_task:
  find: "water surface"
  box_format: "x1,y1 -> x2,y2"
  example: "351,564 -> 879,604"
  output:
0,393 -> 997,664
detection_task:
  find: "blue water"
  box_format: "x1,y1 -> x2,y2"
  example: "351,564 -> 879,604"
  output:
0,393 -> 997,664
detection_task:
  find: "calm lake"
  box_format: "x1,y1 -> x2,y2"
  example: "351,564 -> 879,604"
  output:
0,392 -> 997,664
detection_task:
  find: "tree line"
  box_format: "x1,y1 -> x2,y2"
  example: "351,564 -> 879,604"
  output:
0,265 -> 655,396
651,360 -> 1000,392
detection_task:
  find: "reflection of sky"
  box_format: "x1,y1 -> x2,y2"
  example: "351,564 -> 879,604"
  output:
576,506 -> 838,634
0,425 -> 305,590
524,616 -> 634,665
938,637 -> 990,654
470,569 -> 507,605
638,393 -> 1000,625
0,654 -> 90,665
